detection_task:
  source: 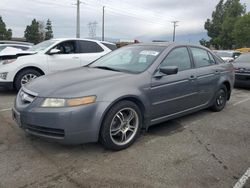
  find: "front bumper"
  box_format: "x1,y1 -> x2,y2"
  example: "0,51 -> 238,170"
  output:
0,81 -> 13,89
13,101 -> 108,144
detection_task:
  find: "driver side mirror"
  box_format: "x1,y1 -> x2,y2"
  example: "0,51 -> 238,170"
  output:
159,66 -> 178,75
49,48 -> 61,55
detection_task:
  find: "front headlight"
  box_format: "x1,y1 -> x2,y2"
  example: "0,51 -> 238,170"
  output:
41,96 -> 96,107
2,59 -> 16,65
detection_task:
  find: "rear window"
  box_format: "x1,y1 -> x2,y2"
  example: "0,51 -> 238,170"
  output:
101,42 -> 117,51
78,41 -> 104,53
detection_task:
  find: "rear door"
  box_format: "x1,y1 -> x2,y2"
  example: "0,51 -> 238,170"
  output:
189,47 -> 220,105
76,40 -> 108,66
47,40 -> 81,73
150,47 -> 199,122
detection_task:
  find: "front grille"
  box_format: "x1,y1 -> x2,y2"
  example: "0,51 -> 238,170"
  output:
24,124 -> 65,138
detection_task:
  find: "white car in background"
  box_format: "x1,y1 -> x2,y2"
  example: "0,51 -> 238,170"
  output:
0,38 -> 116,90
213,50 -> 241,62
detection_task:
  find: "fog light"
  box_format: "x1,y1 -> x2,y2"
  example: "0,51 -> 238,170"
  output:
0,72 -> 8,80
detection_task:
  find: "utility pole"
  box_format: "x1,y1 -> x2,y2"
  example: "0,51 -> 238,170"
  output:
172,21 -> 179,42
102,6 -> 105,41
76,0 -> 81,38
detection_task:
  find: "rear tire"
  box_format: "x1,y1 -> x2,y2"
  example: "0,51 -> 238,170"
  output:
100,101 -> 142,151
210,85 -> 228,112
14,69 -> 41,91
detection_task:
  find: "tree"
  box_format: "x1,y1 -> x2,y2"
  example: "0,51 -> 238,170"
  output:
199,38 -> 211,48
204,0 -> 224,49
24,19 -> 43,44
45,19 -> 53,40
0,16 -> 12,40
204,0 -> 246,49
233,13 -> 250,47
220,0 -> 246,49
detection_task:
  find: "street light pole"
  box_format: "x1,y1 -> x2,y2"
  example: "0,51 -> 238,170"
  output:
102,6 -> 105,41
172,21 -> 179,42
76,0 -> 81,38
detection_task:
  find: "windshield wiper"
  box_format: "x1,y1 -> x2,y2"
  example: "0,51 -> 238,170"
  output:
93,66 -> 121,72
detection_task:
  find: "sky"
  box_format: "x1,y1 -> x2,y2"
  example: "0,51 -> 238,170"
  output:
0,0 -> 250,42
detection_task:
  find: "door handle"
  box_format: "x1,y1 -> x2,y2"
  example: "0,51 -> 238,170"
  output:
189,75 -> 197,81
214,70 -> 220,75
72,56 -> 79,59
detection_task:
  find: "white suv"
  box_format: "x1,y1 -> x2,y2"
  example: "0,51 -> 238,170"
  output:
0,38 -> 116,90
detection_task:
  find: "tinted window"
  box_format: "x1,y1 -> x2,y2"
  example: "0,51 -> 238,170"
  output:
160,47 -> 191,71
101,42 -> 117,50
54,41 -> 76,54
191,47 -> 211,68
78,41 -> 104,53
235,53 -> 250,63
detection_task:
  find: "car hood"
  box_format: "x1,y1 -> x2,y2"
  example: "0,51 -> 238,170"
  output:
233,62 -> 250,69
24,67 -> 130,98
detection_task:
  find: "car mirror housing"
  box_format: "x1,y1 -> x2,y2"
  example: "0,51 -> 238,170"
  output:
49,49 -> 61,55
159,66 -> 178,75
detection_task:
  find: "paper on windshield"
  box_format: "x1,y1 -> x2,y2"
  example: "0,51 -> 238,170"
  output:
140,50 -> 159,56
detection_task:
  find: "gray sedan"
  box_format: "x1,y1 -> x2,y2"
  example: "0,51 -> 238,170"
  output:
12,43 -> 234,150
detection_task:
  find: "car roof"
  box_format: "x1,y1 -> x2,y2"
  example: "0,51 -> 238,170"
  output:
132,42 -> 208,49
53,38 -> 114,44
0,40 -> 33,45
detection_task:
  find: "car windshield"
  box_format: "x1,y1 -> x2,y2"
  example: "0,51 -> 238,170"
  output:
235,53 -> 250,63
29,40 -> 59,52
90,45 -> 165,73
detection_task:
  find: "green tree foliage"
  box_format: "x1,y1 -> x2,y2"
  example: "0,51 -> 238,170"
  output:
233,13 -> 250,47
199,38 -> 211,48
205,0 -> 224,49
0,16 -> 12,40
45,19 -> 53,40
204,0 -> 246,49
24,19 -> 44,44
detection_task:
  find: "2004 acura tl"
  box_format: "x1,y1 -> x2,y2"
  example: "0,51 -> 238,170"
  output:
12,43 -> 234,150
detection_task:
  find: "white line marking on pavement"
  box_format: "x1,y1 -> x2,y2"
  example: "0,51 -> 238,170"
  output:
233,98 -> 250,106
233,167 -> 250,188
0,108 -> 11,112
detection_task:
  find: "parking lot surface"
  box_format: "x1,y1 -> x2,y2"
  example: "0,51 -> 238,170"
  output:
0,87 -> 249,188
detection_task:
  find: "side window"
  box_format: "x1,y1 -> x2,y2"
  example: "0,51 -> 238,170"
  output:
78,41 -> 104,53
191,47 -> 211,68
54,41 -> 76,54
208,52 -> 216,65
160,47 -> 191,71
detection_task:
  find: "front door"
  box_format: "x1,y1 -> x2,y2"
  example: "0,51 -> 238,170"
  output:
150,47 -> 199,122
47,40 -> 81,73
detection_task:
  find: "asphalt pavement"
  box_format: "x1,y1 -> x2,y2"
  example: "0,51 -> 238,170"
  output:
0,87 -> 249,188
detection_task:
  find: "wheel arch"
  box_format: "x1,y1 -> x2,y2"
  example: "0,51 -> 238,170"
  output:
97,95 -> 148,140
221,81 -> 231,100
14,66 -> 45,82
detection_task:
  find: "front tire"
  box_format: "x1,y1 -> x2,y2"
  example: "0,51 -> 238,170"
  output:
210,85 -> 228,112
100,101 -> 142,151
14,69 -> 41,91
